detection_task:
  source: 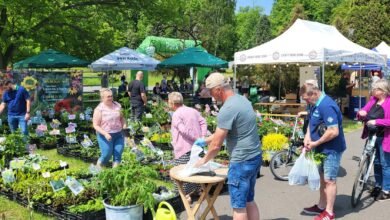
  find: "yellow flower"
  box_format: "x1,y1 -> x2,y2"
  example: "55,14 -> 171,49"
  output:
21,76 -> 38,91
69,87 -> 78,95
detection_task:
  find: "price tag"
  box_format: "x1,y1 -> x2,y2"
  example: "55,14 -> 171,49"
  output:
65,176 -> 84,196
68,114 -> 76,120
50,179 -> 66,192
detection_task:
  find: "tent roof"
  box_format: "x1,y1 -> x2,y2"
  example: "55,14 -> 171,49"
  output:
90,47 -> 160,71
157,47 -> 228,68
137,36 -> 202,57
13,49 -> 89,69
234,19 -> 386,65
341,41 -> 390,70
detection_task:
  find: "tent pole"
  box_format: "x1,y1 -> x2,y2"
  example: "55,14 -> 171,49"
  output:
278,65 -> 281,100
233,64 -> 237,91
359,64 -> 362,109
321,62 -> 325,92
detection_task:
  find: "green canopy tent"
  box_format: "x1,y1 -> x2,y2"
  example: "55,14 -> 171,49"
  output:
13,49 -> 89,69
157,47 -> 228,69
157,47 -> 228,96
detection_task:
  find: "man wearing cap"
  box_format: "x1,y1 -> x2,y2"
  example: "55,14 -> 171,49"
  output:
194,72 -> 262,220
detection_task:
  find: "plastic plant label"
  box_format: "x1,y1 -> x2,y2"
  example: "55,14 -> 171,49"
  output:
68,122 -> 77,128
49,129 -> 60,135
79,113 -> 85,120
0,137 -> 5,144
0,145 -> 4,151
10,159 -> 26,169
68,114 -> 76,120
65,127 -> 76,133
89,164 -> 102,175
42,172 -> 51,178
1,169 -> 15,184
65,176 -> 84,196
0,118 -> 2,126
50,179 -> 66,192
37,124 -> 48,131
32,163 -> 41,171
66,136 -> 77,144
28,144 -> 37,154
145,113 -> 153,118
60,160 -> 68,168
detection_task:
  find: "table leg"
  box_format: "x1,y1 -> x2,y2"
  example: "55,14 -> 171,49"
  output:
200,182 -> 224,220
191,183 -> 212,215
175,180 -> 195,220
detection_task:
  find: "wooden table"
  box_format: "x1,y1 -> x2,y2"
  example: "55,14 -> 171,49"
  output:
170,165 -> 228,220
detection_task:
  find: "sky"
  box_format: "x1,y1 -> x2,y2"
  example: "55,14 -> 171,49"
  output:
236,0 -> 274,15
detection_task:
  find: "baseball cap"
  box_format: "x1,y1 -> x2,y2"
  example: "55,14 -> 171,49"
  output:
205,72 -> 228,89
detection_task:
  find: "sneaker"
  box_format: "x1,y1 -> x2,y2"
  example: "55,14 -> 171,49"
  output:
376,191 -> 390,202
370,186 -> 382,198
314,210 -> 335,220
303,205 -> 325,215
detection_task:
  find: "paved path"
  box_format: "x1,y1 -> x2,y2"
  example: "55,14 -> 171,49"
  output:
180,129 -> 389,220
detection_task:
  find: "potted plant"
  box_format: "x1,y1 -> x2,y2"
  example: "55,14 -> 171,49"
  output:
261,133 -> 288,164
0,131 -> 26,168
97,154 -> 158,220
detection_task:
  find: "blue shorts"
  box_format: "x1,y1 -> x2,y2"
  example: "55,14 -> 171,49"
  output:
227,154 -> 261,209
319,151 -> 342,181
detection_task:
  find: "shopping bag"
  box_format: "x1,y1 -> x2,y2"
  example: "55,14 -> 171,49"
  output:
179,145 -> 225,177
307,155 -> 320,191
288,152 -> 309,186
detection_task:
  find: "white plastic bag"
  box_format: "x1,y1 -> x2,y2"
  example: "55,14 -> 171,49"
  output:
307,156 -> 320,191
179,145 -> 225,177
288,152 -> 309,186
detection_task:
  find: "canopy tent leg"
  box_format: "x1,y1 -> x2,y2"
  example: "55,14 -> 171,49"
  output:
233,64 -> 237,91
359,64 -> 362,109
321,62 -> 325,91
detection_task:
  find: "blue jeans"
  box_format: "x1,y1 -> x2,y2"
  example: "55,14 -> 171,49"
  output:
227,154 -> 262,209
319,151 -> 342,181
374,138 -> 390,191
97,131 -> 124,164
8,115 -> 28,136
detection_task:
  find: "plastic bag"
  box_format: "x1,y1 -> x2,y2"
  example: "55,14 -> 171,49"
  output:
288,152 -> 309,186
307,155 -> 320,191
179,145 -> 226,177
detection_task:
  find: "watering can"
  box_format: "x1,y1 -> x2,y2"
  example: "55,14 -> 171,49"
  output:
155,201 -> 176,220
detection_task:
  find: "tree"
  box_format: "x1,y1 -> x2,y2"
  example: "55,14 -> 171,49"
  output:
0,0 -> 158,69
269,0 -> 343,36
235,6 -> 272,51
331,0 -> 390,48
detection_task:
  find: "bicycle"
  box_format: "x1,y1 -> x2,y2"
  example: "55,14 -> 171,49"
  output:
351,125 -> 377,208
269,115 -> 304,181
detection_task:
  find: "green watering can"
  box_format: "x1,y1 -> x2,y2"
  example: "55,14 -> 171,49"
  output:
155,201 -> 176,220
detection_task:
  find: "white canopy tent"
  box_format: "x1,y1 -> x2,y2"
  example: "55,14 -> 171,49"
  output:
234,19 -> 386,91
374,41 -> 390,58
90,47 -> 160,71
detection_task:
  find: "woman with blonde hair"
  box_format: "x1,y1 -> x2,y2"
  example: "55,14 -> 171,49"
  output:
358,79 -> 390,201
93,88 -> 126,168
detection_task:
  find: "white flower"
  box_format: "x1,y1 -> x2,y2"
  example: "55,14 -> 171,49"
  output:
142,126 -> 150,133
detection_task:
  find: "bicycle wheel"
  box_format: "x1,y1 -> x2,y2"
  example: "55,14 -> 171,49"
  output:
351,155 -> 370,208
270,149 -> 299,181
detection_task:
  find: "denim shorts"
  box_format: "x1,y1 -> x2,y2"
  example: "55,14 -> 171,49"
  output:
319,151 -> 343,181
227,154 -> 261,209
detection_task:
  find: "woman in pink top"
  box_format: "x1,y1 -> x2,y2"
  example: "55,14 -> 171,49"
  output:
93,88 -> 125,168
168,92 -> 207,202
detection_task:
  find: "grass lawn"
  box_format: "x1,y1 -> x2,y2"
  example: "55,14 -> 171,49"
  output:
0,196 -> 54,220
0,149 -> 91,220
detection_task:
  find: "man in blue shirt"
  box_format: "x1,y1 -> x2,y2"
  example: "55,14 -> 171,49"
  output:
0,80 -> 31,136
300,80 -> 346,220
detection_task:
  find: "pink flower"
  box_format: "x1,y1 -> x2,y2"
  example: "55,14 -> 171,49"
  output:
205,104 -> 210,113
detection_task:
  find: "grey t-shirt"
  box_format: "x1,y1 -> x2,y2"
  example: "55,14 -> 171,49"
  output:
217,94 -> 261,162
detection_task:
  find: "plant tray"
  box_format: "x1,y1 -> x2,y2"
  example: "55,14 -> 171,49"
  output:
62,209 -> 106,220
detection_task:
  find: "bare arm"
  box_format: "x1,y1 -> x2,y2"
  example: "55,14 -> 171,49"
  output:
25,99 -> 31,120
307,126 -> 339,150
141,92 -> 147,105
196,127 -> 228,166
0,102 -> 6,115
